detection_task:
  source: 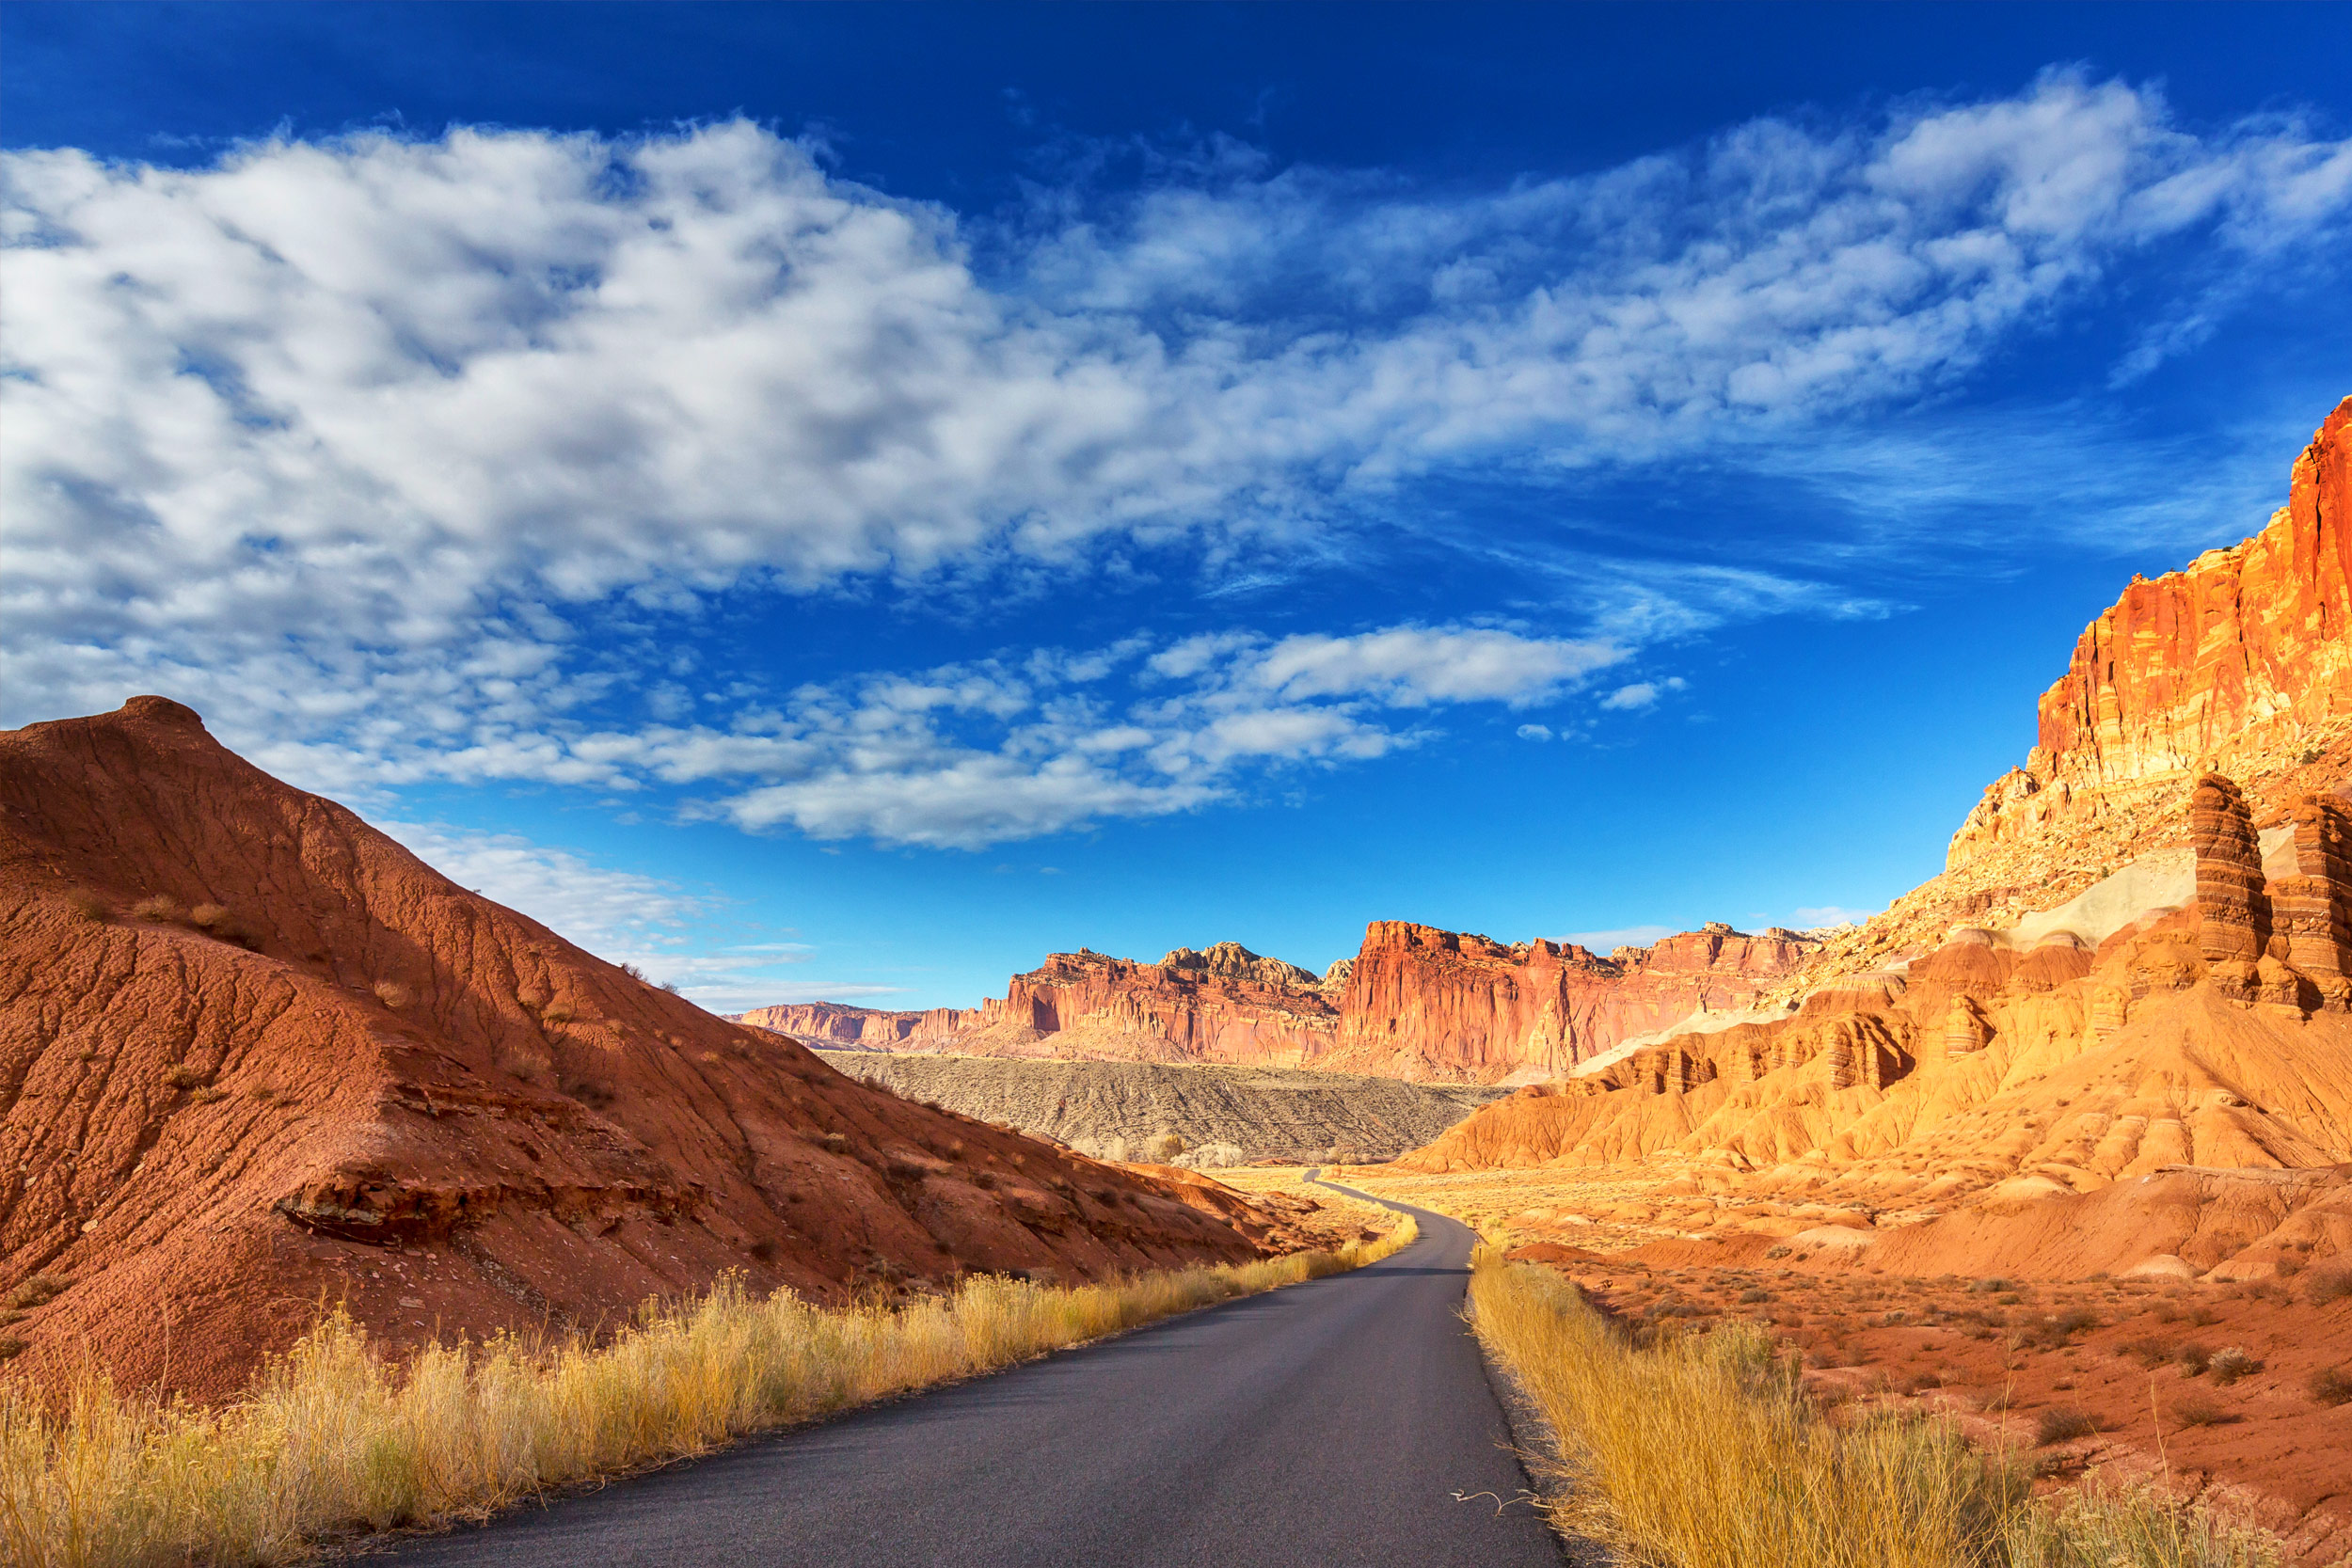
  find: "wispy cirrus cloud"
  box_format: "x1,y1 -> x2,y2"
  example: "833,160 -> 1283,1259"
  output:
345,624 -> 1631,848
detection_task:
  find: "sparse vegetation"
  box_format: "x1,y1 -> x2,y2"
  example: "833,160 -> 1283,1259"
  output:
372,979 -> 411,1009
61,889 -> 109,923
2207,1347 -> 2263,1386
3,1278 -> 67,1313
2169,1393 -> 2230,1430
1470,1251 -> 2280,1568
2307,1367 -> 2352,1407
0,1222 -> 1414,1567
2306,1264 -> 2352,1307
128,895 -> 181,922
165,1066 -> 206,1092
2035,1407 -> 2101,1446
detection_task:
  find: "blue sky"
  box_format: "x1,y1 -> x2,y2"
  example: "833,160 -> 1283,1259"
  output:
6,3 -> 2350,1012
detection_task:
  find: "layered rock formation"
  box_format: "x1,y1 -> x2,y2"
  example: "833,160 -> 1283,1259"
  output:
1947,397 -> 2352,876
751,924 -> 1817,1085
1767,397 -> 2352,992
1321,920 -> 1817,1082
0,699 -> 1294,1400
813,1053 -> 1508,1165
946,943 -> 1346,1066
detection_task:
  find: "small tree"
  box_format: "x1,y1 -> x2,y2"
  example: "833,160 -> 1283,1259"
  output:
1146,1131 -> 1184,1163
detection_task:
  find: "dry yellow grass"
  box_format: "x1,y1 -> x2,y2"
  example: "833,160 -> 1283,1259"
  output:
1470,1248 -> 2281,1568
1,1220 -> 1413,1568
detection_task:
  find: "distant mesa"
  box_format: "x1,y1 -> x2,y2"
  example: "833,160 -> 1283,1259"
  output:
742,922 -> 1819,1085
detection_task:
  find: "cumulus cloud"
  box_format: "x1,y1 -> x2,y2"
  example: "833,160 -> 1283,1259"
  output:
6,71 -> 2349,833
1516,723 -> 1553,741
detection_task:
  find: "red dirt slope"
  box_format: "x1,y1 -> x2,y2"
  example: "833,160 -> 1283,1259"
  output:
0,698 -> 1282,1401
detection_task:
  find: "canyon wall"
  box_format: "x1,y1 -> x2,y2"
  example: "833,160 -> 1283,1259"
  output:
1947,397 -> 2352,876
1766,397 -> 2352,990
749,925 -> 1817,1085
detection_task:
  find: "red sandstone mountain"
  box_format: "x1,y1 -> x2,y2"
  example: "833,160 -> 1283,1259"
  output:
0,699 -> 1296,1400
748,927 -> 1816,1084
1399,399 -> 2352,1203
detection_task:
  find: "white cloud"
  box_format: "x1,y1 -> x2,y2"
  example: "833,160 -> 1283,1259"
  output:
683,624 -> 1611,847
1516,722 -> 1553,741
6,72 -> 2348,821
1600,683 -> 1659,711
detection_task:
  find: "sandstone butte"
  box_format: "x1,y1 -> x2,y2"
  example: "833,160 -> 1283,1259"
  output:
743,924 -> 1819,1085
1391,400 -> 2352,1262
0,698 -> 1326,1402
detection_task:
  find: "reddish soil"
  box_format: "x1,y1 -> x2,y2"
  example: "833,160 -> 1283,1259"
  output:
1522,1236 -> 2352,1563
0,698 -> 1323,1402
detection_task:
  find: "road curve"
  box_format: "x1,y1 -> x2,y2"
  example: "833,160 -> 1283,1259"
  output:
375,1183 -> 1561,1567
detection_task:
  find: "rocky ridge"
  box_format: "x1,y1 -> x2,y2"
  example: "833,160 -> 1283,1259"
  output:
0,699 -> 1308,1400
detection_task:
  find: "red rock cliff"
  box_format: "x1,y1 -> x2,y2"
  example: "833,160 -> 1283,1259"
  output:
1326,920 -> 1818,1081
787,923 -> 1817,1085
950,942 -> 1344,1066
1949,397 -> 2352,872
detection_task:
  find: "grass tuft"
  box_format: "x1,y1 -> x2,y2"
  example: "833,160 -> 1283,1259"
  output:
2034,1408 -> 2101,1446
2307,1367 -> 2352,1407
1469,1249 -> 2280,1568
0,1221 -> 1413,1566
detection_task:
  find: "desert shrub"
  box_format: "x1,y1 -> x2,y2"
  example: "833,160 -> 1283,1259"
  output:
540,1003 -> 576,1024
2034,1407 -> 2101,1446
187,903 -> 230,929
2306,1264 -> 2352,1307
2185,1303 -> 2220,1327
165,1065 -> 206,1092
2177,1343 -> 2213,1376
2306,1367 -> 2352,1407
61,888 -> 110,922
1738,1289 -> 1772,1305
129,895 -> 182,922
2170,1393 -> 2231,1429
1970,1277 -> 2012,1294
2208,1347 -> 2264,1386
1763,1244 -> 1791,1259
190,1087 -> 226,1105
0,1339 -> 23,1363
2122,1336 -> 2176,1369
1144,1132 -> 1184,1163
373,979 -> 412,1008
970,1171 -> 998,1191
4,1277 -> 68,1312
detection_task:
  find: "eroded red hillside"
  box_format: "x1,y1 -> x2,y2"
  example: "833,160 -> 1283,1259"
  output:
0,699 -> 1292,1400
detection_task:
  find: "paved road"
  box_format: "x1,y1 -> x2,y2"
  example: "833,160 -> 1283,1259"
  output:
375,1180 -> 1562,1567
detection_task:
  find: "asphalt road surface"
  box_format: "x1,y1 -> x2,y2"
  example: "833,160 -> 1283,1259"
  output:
375,1179 -> 1563,1567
